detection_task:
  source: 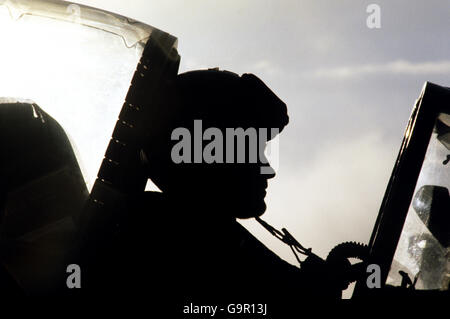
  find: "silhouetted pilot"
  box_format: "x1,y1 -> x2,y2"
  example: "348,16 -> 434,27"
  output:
96,70 -> 339,307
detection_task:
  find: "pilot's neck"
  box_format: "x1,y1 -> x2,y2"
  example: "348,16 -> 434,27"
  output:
166,191 -> 236,223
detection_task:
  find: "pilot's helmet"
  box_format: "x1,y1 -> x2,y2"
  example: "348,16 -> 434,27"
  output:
173,69 -> 289,132
143,69 -> 289,172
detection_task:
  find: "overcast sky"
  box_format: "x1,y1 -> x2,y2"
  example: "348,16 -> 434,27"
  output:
74,0 -> 450,292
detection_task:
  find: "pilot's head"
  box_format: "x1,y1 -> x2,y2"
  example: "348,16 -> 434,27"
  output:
143,69 -> 288,218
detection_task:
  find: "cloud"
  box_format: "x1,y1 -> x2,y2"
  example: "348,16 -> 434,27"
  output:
311,60 -> 450,79
248,59 -> 282,76
241,131 -> 397,263
241,131 -> 397,295
179,57 -> 209,73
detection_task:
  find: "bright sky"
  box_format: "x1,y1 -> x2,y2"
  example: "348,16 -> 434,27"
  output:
59,0 -> 450,296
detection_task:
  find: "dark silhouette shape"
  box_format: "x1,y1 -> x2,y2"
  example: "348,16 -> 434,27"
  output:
412,185 -> 450,247
407,233 -> 447,290
0,101 -> 88,295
